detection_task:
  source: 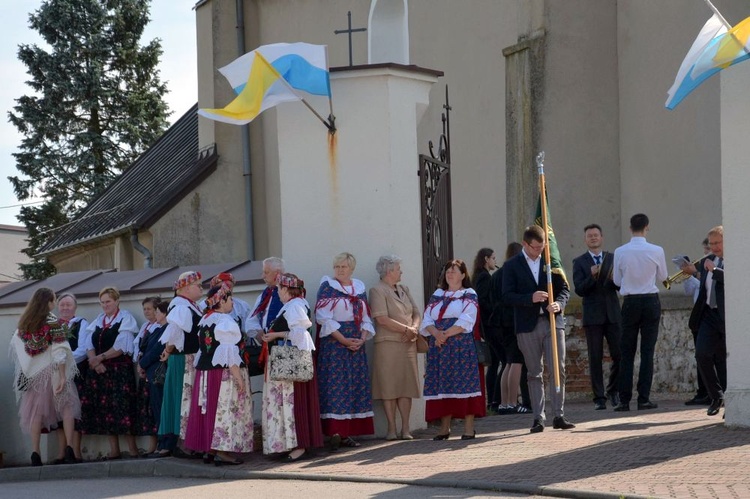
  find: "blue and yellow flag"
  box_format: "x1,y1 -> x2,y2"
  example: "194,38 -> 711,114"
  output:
198,52 -> 289,125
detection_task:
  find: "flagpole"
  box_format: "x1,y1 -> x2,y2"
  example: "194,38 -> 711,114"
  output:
325,45 -> 337,134
536,151 -> 561,393
256,52 -> 336,134
703,0 -> 750,57
703,0 -> 732,29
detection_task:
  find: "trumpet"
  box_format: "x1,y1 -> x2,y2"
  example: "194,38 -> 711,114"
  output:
663,259 -> 700,289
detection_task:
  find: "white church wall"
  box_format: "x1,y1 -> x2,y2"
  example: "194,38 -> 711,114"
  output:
720,60 -> 750,427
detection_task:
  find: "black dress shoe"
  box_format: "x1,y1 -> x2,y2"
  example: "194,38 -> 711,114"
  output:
613,403 -> 630,412
552,416 -> 576,430
685,395 -> 711,406
31,452 -> 42,467
530,419 -> 545,433
432,433 -> 450,441
460,432 -> 476,440
594,401 -> 607,411
637,400 -> 658,410
707,398 -> 723,416
64,446 -> 77,464
608,392 -> 620,408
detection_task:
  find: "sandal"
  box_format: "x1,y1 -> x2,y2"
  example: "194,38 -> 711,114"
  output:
340,436 -> 361,447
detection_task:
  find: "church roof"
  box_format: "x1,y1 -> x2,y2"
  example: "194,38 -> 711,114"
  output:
38,104 -> 218,256
0,260 -> 263,308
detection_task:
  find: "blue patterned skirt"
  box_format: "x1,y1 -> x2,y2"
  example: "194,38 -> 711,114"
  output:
424,318 -> 483,421
316,321 -> 374,436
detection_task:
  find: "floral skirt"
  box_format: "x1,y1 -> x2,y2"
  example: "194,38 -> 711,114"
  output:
79,357 -> 137,435
179,353 -> 196,440
185,368 -> 253,453
262,378 -> 297,454
134,376 -> 157,436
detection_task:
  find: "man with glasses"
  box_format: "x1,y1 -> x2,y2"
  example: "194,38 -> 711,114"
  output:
612,214 -> 668,412
502,225 -> 574,433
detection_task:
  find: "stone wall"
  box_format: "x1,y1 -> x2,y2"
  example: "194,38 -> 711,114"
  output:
562,296 -> 696,399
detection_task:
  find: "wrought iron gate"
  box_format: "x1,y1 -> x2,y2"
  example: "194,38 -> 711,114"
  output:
418,86 -> 453,305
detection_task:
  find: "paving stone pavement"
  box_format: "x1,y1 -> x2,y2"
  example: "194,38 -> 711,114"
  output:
2,398 -> 749,499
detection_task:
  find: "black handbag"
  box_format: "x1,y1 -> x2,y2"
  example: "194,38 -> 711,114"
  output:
242,338 -> 265,377
474,339 -> 492,366
153,362 -> 167,386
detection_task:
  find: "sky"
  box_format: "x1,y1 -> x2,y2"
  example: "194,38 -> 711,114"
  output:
0,1 -> 198,226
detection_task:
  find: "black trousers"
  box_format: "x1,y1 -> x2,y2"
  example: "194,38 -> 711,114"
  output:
695,308 -> 727,401
690,328 -> 708,398
585,322 -> 621,403
619,294 -> 660,404
484,325 -> 506,406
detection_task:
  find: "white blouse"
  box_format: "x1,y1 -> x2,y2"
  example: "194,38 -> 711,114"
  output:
274,297 -> 316,351
196,313 -> 243,368
67,317 -> 90,364
420,288 -> 478,336
315,276 -> 375,339
160,296 -> 202,352
84,309 -> 139,355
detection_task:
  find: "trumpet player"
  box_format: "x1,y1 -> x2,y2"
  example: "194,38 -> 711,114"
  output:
572,224 -> 621,411
681,238 -> 712,406
612,214 -> 668,412
687,226 -> 726,417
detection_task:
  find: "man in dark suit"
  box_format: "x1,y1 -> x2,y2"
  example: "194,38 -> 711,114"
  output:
688,225 -> 726,417
502,225 -> 574,433
573,224 -> 622,411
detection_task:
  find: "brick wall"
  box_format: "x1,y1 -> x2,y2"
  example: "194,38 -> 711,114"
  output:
562,295 -> 697,399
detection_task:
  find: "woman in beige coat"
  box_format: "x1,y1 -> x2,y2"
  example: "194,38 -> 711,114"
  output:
369,255 -> 421,440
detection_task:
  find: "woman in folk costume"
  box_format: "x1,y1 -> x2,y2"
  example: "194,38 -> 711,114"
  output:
315,252 -> 375,449
206,272 -> 252,333
11,287 -> 81,466
79,286 -> 140,459
133,296 -> 161,455
51,292 -> 88,463
184,283 -> 252,465
421,259 -> 486,441
139,300 -> 171,457
260,273 -> 323,461
158,271 -> 204,457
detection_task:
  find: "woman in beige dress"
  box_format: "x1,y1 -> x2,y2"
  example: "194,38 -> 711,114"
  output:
369,255 -> 421,440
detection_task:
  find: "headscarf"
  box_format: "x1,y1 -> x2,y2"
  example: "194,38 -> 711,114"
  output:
173,271 -> 202,291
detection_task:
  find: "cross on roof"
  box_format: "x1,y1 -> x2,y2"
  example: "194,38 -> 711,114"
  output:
334,10 -> 366,67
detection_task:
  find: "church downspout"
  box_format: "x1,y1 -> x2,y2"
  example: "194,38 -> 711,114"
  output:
236,0 -> 255,260
130,228 -> 153,269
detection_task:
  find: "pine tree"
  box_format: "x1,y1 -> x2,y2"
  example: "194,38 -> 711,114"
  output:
8,0 -> 170,280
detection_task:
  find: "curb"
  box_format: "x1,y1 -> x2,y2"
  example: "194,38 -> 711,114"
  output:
0,458 -> 653,499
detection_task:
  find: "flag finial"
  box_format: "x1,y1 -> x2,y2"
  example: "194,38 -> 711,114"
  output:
536,151 -> 545,174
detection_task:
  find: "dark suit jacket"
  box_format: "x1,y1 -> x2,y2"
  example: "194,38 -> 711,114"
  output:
688,255 -> 725,332
472,268 -> 492,329
501,252 -> 570,334
139,323 -> 167,383
572,251 -> 621,326
488,266 -> 514,328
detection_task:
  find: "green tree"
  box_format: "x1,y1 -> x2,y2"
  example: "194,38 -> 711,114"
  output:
8,0 -> 170,280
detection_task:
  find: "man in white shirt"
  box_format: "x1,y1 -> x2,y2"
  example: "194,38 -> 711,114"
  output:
612,214 -> 668,411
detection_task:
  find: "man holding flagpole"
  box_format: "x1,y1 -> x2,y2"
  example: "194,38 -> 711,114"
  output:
612,214 -> 668,412
502,225 -> 574,434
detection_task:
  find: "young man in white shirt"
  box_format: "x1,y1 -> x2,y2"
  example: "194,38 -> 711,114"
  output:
612,213 -> 668,412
